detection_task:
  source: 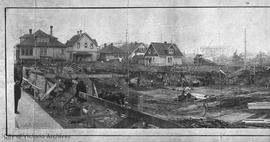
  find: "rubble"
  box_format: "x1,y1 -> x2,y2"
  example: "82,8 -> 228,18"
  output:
20,60 -> 270,128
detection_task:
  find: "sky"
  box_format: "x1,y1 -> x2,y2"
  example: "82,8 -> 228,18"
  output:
6,0 -> 270,56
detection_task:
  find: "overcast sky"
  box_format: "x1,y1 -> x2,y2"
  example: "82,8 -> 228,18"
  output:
6,0 -> 270,56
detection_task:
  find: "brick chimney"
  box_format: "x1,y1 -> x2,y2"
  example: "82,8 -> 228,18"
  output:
29,29 -> 32,34
77,31 -> 80,35
50,25 -> 53,36
80,30 -> 82,35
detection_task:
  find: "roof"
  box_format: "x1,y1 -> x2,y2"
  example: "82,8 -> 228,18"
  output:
66,33 -> 98,47
148,42 -> 183,57
18,29 -> 66,48
99,44 -> 124,54
119,42 -> 146,54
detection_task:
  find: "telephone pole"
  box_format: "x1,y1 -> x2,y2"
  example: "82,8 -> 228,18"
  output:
244,28 -> 247,69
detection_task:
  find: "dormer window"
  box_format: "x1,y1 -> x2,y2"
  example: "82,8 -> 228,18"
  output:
85,43 -> 87,48
168,48 -> 174,54
36,37 -> 49,43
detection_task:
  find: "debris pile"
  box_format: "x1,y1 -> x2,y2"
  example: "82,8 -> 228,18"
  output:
175,118 -> 245,128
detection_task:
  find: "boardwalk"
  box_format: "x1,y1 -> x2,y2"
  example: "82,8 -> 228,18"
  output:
15,90 -> 62,129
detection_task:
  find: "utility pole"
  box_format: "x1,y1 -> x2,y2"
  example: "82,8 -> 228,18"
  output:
244,28 -> 247,69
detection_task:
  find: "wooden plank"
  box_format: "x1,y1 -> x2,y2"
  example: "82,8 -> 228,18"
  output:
40,83 -> 57,100
243,119 -> 270,124
22,77 -> 42,90
190,93 -> 208,100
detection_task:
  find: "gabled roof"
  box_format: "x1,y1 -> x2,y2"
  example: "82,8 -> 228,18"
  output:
66,33 -> 98,47
99,44 -> 124,54
119,42 -> 147,54
147,42 -> 183,57
18,29 -> 66,48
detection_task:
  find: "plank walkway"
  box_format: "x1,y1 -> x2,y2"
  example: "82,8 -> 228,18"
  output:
15,90 -> 62,129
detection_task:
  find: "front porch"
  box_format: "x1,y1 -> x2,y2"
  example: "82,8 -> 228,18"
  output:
72,52 -> 93,62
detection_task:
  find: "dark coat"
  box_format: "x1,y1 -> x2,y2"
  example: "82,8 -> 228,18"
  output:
14,66 -> 22,100
75,81 -> 87,97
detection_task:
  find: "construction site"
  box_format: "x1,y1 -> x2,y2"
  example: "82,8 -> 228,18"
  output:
16,59 -> 270,129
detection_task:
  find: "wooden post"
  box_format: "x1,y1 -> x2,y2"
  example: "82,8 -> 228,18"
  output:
45,79 -> 48,93
138,95 -> 144,112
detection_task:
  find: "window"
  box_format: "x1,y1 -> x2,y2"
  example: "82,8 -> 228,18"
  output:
152,57 -> 155,63
21,49 -> 24,55
40,48 -> 47,56
168,48 -> 174,54
77,42 -> 80,49
21,48 -> 33,56
37,37 -> 49,43
168,57 -> 173,64
90,43 -> 94,49
85,43 -> 87,48
61,49 -> 64,55
25,49 -> 29,55
29,48 -> 33,55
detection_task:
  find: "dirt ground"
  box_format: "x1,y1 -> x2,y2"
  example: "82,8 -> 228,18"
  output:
131,85 -> 270,127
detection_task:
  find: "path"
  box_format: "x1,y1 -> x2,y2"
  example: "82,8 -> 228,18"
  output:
15,90 -> 62,129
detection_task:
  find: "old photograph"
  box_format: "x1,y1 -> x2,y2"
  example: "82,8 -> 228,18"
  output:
5,3 -> 270,135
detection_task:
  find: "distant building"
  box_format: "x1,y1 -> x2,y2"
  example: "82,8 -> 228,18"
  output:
144,42 -> 183,66
119,42 -> 147,59
66,30 -> 99,62
194,54 -> 217,66
99,43 -> 125,61
16,26 -> 66,62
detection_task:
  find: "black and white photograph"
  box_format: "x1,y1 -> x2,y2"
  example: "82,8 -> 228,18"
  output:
2,0 -> 270,141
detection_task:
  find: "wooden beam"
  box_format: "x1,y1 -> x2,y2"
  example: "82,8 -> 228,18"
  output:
243,119 -> 270,124
22,77 -> 42,90
40,83 -> 57,100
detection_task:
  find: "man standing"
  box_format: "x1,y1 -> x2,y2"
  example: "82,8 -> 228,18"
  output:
75,79 -> 87,103
14,62 -> 23,114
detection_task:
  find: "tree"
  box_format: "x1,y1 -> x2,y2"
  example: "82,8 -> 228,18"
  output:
232,50 -> 243,64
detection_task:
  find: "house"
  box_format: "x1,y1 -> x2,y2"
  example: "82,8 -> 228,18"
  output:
194,54 -> 217,66
16,26 -> 66,62
99,43 -> 125,61
119,42 -> 147,59
144,42 -> 183,66
66,30 -> 99,62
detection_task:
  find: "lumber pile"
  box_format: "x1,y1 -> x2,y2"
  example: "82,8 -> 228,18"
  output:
243,119 -> 270,124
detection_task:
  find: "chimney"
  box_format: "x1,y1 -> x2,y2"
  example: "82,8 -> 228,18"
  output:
50,25 -> 53,36
104,43 -> 107,47
110,43 -> 113,46
80,30 -> 82,35
164,41 -> 167,43
29,29 -> 32,35
77,31 -> 80,35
